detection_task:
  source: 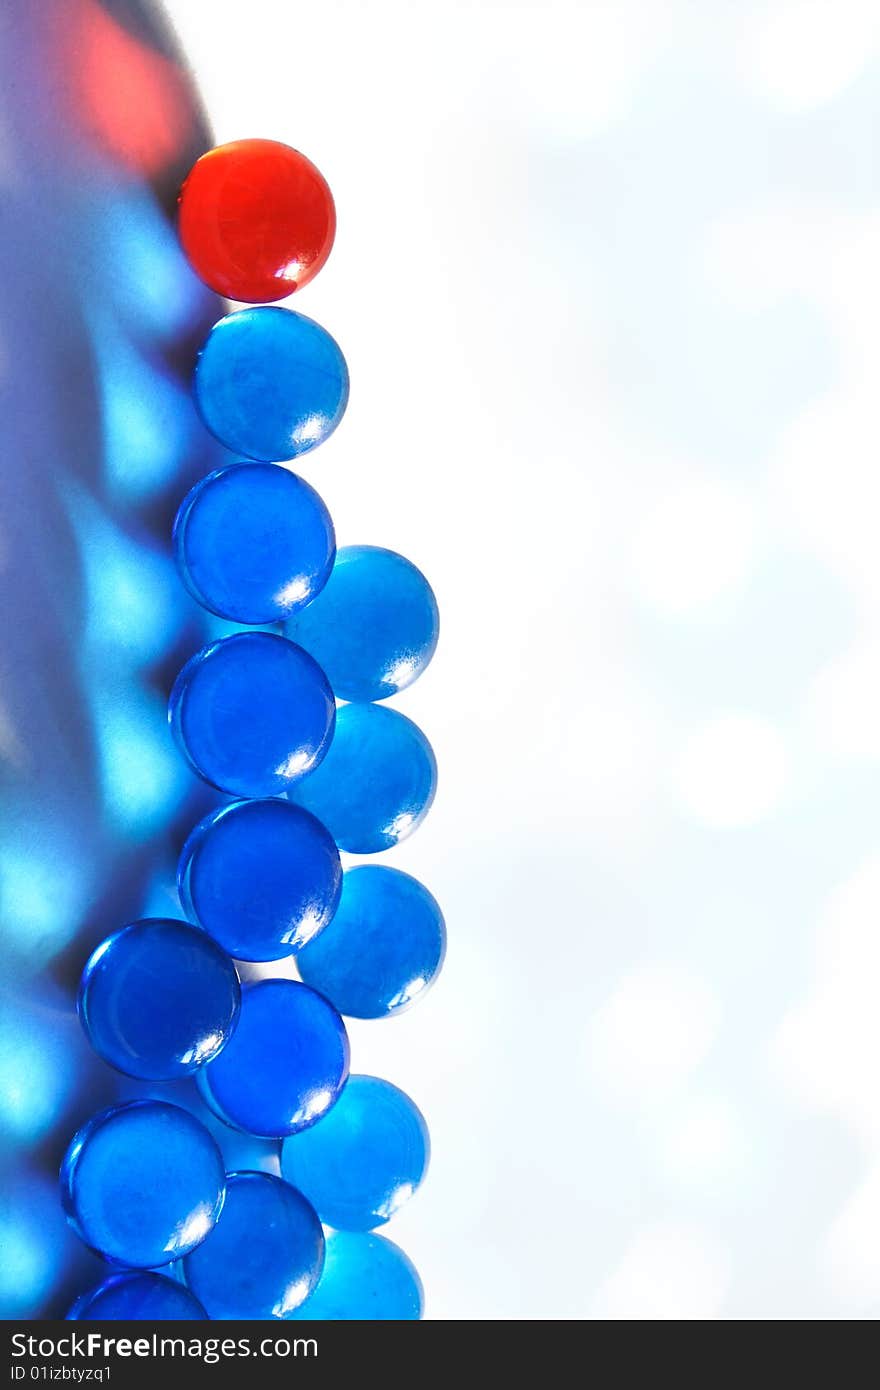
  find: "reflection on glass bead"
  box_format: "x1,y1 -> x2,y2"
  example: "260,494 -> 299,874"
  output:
281,1075 -> 429,1231
179,799 -> 341,962
194,307 -> 349,462
169,632 -> 335,798
68,1272 -> 207,1320
174,463 -> 335,624
178,139 -> 336,303
291,1231 -> 423,1321
287,545 -> 439,702
78,919 -> 240,1080
290,703 -> 436,853
199,980 -> 349,1138
60,1101 -> 225,1268
297,867 -> 445,1018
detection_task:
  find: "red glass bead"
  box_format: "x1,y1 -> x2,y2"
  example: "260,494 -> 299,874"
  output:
178,138 -> 336,302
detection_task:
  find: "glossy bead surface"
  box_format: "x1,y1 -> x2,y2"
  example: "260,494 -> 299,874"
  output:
291,1231 -> 423,1320
200,980 -> 349,1138
194,307 -> 349,462
288,546 -> 439,702
281,1075 -> 429,1231
68,1272 -> 207,1321
179,139 -> 336,303
169,632 -> 335,798
179,799 -> 341,962
78,918 -> 240,1080
174,463 -> 335,624
290,703 -> 437,853
297,867 -> 445,1018
183,1172 -> 324,1320
60,1102 -> 225,1267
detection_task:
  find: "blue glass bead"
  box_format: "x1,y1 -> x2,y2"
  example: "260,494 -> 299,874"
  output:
178,799 -> 341,962
281,1075 -> 429,1231
199,980 -> 349,1138
78,919 -> 241,1080
287,546 -> 439,702
297,867 -> 445,1018
169,631 -> 335,798
193,307 -> 349,462
290,703 -> 437,853
291,1231 -> 423,1320
183,1172 -> 324,1319
60,1101 -> 225,1267
174,463 -> 335,624
68,1272 -> 207,1320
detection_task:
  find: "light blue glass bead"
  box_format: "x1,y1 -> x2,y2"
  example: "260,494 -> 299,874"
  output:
287,546 -> 438,702
290,703 -> 437,853
297,867 -> 445,1018
67,1272 -> 207,1320
78,919 -> 240,1080
291,1231 -> 423,1320
200,980 -> 349,1138
174,463 -> 335,624
183,1172 -> 324,1320
281,1075 -> 429,1231
60,1101 -> 225,1267
169,631 -> 335,798
178,799 -> 341,962
193,307 -> 349,462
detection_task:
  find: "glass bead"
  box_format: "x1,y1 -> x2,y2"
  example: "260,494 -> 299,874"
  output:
67,1272 -> 207,1320
291,1231 -> 423,1321
178,139 -> 336,303
78,918 -> 241,1080
280,1075 -> 429,1231
182,1171 -> 324,1320
297,866 -> 445,1018
199,979 -> 349,1138
290,703 -> 437,853
60,1101 -> 225,1268
169,631 -> 335,798
288,545 -> 439,702
178,798 -> 341,963
193,307 -> 349,462
174,463 -> 335,624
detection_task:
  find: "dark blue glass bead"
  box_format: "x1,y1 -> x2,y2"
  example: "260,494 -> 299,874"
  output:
78,919 -> 241,1080
178,799 -> 341,962
174,463 -> 335,624
193,307 -> 349,462
183,1172 -> 324,1319
280,1075 -> 429,1231
60,1101 -> 226,1267
199,980 -> 349,1138
169,632 -> 335,798
67,1272 -> 207,1320
291,1231 -> 423,1321
287,546 -> 438,702
290,703 -> 437,853
297,867 -> 445,1018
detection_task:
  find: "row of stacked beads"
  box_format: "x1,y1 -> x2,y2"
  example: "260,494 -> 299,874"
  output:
61,140 -> 442,1322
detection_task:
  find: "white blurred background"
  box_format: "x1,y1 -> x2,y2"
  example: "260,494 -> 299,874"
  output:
166,0 -> 880,1318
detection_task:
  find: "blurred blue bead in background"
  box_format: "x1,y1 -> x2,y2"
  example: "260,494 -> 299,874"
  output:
281,1075 -> 429,1231
68,1271 -> 207,1320
60,1101 -> 226,1268
78,919 -> 240,1080
174,463 -> 336,624
290,703 -> 437,853
297,866 -> 445,1018
199,980 -> 349,1138
193,307 -> 349,462
178,799 -> 341,962
182,1171 -> 324,1320
288,545 -> 438,702
292,1231 -> 423,1320
169,632 -> 335,798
